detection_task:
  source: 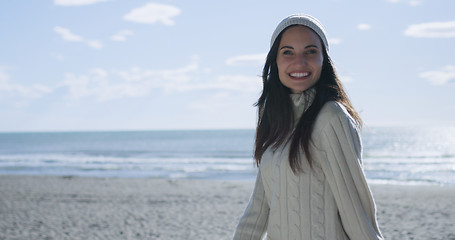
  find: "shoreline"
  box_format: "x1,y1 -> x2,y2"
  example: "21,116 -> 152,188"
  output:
1,175 -> 454,239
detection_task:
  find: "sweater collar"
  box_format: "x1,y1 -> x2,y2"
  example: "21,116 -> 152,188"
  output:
289,87 -> 316,122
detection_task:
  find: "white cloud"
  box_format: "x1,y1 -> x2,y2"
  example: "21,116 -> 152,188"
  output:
0,66 -> 11,82
54,0 -> 108,6
357,23 -> 372,31
59,56 -> 260,101
339,75 -> 354,83
188,92 -> 236,112
409,0 -> 422,6
188,93 -> 229,111
86,40 -> 103,49
329,38 -> 342,45
116,55 -> 199,85
54,26 -> 104,49
54,26 -> 83,42
419,65 -> 455,85
0,66 -> 52,99
61,67 -> 160,101
60,56 -> 200,101
387,0 -> 422,6
110,30 -> 134,42
404,21 -> 455,38
2,56 -> 260,102
123,3 -> 181,26
60,68 -> 140,101
226,53 -> 267,66
212,75 -> 261,92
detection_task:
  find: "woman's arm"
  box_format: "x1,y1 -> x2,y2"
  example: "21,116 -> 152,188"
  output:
313,102 -> 383,240
233,169 -> 269,240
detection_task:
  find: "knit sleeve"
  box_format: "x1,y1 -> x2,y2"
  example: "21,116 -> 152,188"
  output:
233,168 -> 269,240
312,102 -> 383,240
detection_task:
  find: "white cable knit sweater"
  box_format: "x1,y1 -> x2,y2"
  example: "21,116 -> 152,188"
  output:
233,89 -> 383,240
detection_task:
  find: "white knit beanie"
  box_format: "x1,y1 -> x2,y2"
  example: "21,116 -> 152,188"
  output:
270,14 -> 329,52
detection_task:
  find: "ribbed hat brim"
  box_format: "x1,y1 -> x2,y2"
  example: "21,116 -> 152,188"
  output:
270,14 -> 329,52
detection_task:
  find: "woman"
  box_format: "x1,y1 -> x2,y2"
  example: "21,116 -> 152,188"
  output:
233,14 -> 383,240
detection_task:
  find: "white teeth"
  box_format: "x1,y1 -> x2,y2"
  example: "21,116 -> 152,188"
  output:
290,72 -> 309,78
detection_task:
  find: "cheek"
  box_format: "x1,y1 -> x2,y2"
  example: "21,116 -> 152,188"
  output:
313,57 -> 324,76
276,60 -> 285,78
276,57 -> 289,76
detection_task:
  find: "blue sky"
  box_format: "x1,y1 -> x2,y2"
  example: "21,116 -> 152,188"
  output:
1,0 -> 454,132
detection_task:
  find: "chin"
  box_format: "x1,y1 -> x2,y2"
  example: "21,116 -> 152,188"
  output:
290,87 -> 309,94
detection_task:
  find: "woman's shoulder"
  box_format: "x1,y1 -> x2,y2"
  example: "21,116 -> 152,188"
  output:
312,101 -> 357,137
317,101 -> 351,123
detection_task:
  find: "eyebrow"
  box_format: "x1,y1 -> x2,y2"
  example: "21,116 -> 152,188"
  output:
279,44 -> 319,50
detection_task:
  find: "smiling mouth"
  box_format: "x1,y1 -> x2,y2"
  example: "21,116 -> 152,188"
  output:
289,72 -> 310,79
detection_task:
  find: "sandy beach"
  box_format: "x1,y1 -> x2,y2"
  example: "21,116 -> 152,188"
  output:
0,175 -> 454,240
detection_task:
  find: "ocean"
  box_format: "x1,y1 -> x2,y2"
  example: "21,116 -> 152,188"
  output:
0,127 -> 454,185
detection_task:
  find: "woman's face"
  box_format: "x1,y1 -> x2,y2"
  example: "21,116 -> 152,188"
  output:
276,25 -> 324,94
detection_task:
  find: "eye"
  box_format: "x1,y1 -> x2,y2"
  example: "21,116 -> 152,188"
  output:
305,48 -> 318,55
282,50 -> 293,56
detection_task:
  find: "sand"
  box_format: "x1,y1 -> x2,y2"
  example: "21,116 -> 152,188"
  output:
0,175 -> 454,240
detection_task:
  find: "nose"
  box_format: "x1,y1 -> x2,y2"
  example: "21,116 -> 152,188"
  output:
296,54 -> 307,66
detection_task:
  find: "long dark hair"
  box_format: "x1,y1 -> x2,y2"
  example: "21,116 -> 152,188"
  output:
254,27 -> 362,173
